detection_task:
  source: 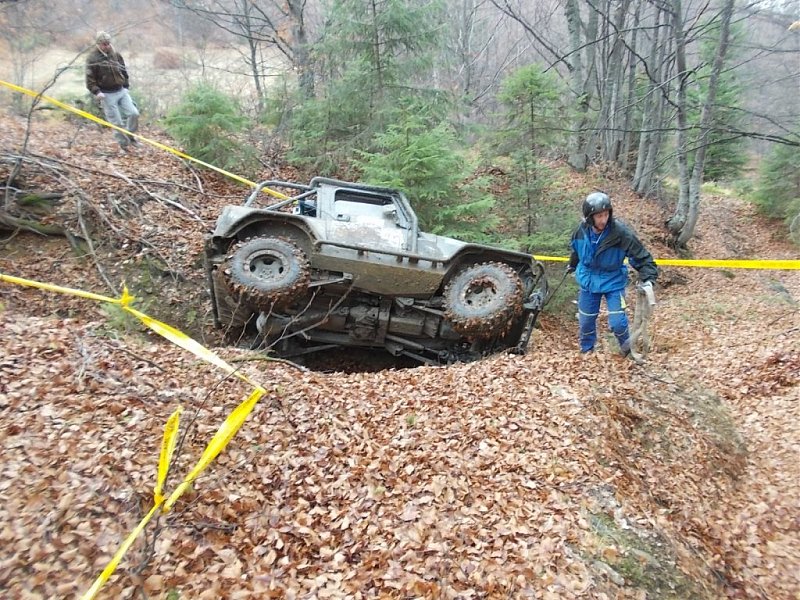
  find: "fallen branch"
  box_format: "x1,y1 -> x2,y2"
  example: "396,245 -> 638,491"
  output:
0,212 -> 66,235
111,167 -> 204,222
230,354 -> 310,372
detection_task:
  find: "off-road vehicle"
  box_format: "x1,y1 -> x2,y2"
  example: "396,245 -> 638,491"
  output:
205,178 -> 548,364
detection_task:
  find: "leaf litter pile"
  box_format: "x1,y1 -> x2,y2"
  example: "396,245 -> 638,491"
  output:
1,114 -> 798,599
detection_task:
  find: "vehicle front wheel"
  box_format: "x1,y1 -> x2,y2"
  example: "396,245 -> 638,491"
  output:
223,237 -> 310,310
444,262 -> 524,339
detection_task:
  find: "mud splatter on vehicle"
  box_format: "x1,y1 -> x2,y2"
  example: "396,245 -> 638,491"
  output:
205,178 -> 547,364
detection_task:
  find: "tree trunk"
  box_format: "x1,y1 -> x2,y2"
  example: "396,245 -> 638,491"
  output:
578,5 -> 600,166
565,0 -> 588,170
667,0 -> 691,236
619,2 -> 641,171
600,0 -> 632,162
286,0 -> 314,99
633,6 -> 667,195
0,212 -> 67,236
240,1 -> 265,114
675,0 -> 735,247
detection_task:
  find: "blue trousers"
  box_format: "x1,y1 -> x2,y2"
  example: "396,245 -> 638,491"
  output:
577,288 -> 629,353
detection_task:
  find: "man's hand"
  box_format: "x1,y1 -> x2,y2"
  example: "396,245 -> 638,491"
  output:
565,264 -> 576,274
638,280 -> 656,306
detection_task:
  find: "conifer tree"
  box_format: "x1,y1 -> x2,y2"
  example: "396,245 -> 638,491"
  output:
754,138 -> 800,243
288,0 -> 446,168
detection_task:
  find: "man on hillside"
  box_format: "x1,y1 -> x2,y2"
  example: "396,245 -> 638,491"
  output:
567,192 -> 658,356
85,31 -> 139,153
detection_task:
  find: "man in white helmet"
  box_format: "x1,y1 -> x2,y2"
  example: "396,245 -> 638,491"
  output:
567,192 -> 658,356
85,31 -> 139,152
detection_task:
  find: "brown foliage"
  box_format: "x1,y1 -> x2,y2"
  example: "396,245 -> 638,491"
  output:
152,49 -> 183,70
1,113 -> 799,599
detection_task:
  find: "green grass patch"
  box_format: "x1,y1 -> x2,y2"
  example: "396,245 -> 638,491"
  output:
700,181 -> 735,196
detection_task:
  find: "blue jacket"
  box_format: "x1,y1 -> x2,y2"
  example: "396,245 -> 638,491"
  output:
568,218 -> 658,294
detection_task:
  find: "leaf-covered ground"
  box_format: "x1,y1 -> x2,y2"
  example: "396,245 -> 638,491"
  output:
1,114 -> 798,599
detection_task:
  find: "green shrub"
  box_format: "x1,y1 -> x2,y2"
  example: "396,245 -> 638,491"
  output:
753,139 -> 800,243
163,83 -> 256,174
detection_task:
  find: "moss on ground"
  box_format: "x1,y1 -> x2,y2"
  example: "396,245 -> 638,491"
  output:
588,512 -> 701,599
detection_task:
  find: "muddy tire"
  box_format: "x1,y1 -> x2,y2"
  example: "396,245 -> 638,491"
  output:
223,237 -> 310,310
212,271 -> 255,341
444,262 -> 524,339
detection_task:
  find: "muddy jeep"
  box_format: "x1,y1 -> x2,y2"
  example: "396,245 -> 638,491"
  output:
205,177 -> 547,364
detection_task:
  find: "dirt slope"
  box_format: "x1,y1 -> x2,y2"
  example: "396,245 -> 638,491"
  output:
1,113 -> 798,599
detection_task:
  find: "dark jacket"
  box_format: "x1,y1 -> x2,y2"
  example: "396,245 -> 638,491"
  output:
85,46 -> 129,95
568,217 -> 658,294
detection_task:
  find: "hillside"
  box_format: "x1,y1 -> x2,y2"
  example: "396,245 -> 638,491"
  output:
1,113 -> 799,599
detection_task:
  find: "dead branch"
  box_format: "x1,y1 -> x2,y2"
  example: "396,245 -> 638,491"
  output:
0,227 -> 21,247
9,151 -> 226,198
76,195 -> 115,292
230,354 -> 310,372
111,168 -> 204,222
0,212 -> 66,236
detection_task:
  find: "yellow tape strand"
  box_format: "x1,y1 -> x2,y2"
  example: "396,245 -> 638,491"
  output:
533,255 -> 569,263
0,79 -> 289,200
0,273 -> 256,384
4,80 -> 795,264
0,272 -> 269,598
155,407 -> 183,506
123,306 -> 258,386
80,502 -> 162,600
163,386 -> 266,512
532,256 -> 800,270
652,258 -> 800,269
0,272 -> 122,303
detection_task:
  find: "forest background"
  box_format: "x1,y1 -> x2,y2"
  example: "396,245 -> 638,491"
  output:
2,0 -> 799,255
2,2 -> 800,599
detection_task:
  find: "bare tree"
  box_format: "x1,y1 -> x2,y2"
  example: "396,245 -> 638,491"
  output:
632,5 -> 669,197
668,0 -> 736,247
170,0 -> 315,106
0,0 -> 64,112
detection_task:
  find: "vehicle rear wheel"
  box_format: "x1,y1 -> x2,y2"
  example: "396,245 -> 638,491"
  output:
444,262 -> 524,339
223,237 -> 310,310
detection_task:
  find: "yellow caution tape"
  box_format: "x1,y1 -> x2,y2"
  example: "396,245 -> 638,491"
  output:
82,387 -> 264,597
653,258 -> 800,269
0,272 -> 129,303
164,386 -> 265,512
4,79 -> 795,269
533,255 -> 569,263
0,272 -> 259,386
154,407 -> 183,506
124,306 -> 258,387
80,502 -> 162,600
533,256 -> 800,270
0,79 -> 289,200
0,272 -> 268,598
